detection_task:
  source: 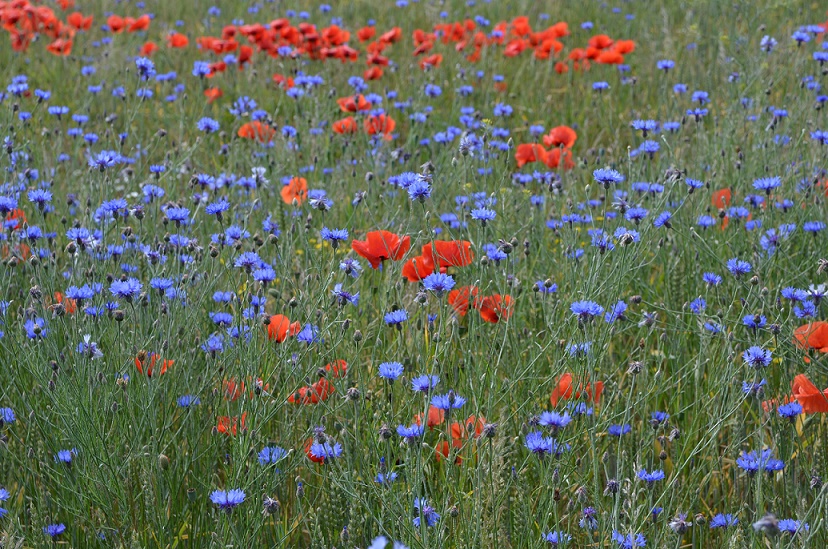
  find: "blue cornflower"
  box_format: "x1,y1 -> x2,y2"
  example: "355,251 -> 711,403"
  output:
778,402 -> 803,420
753,176 -> 781,194
407,178 -> 432,202
135,57 -> 156,80
384,309 -> 409,326
258,446 -> 288,466
431,392 -> 465,410
742,379 -> 767,396
611,531 -> 646,548
656,59 -> 674,71
234,251 -> 263,271
0,408 -> 12,423
165,207 -> 190,225
592,81 -> 609,91
703,272 -> 722,286
197,117 -> 220,133
411,374 -> 439,392
689,297 -> 706,314
726,258 -> 751,277
653,211 -> 672,228
624,207 -> 649,224
27,188 -> 52,209
543,531 -> 571,545
54,449 -> 76,464
778,519 -> 809,535
571,300 -> 604,321
43,524 -> 67,538
637,468 -> 665,485
744,310 -> 769,328
413,498 -> 440,527
470,208 -> 496,225
88,150 -> 119,171
579,507 -> 598,530
709,514 -> 738,529
177,395 -> 200,408
296,324 -> 322,345
396,424 -> 424,440
378,361 -> 403,381
309,441 -> 342,462
794,301 -> 817,318
538,411 -> 571,431
375,472 -> 398,485
593,168 -> 624,186
205,199 -> 229,218
685,178 -> 705,192
192,61 -> 211,77
422,273 -> 455,296
524,432 -> 568,457
743,346 -> 772,368
736,449 -> 784,476
608,424 -> 632,436
320,227 -> 348,247
650,411 -> 670,426
210,489 -> 246,510
803,221 -> 825,234
109,278 -> 142,300
331,284 -> 359,307
691,90 -> 709,104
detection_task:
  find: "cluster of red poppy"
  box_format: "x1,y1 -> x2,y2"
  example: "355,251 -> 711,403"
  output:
0,0 -> 88,56
287,360 -> 347,406
515,125 -> 578,170
332,94 -> 397,137
413,406 -> 486,464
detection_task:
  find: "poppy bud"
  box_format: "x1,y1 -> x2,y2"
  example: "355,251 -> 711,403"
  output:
158,454 -> 170,470
659,450 -> 668,461
750,276 -> 759,285
379,424 -> 392,440
288,297 -> 298,308
353,330 -> 363,342
449,505 -> 459,518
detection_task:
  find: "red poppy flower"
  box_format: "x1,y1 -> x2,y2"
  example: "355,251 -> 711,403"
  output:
166,32 -> 188,48
448,286 -> 479,316
613,39 -> 636,54
332,117 -> 358,134
217,412 -> 247,436
711,188 -> 731,209
272,73 -> 295,90
794,321 -> 828,362
140,41 -> 158,56
414,405 -> 446,429
363,113 -> 395,136
237,121 -> 275,143
588,34 -> 614,49
357,26 -> 376,42
324,360 -> 348,378
544,148 -> 575,170
419,53 -> 443,69
107,15 -> 125,33
67,12 -> 92,31
280,177 -> 308,205
791,374 -> 828,413
543,126 -> 578,149
402,253 -> 435,282
554,61 -> 569,74
351,230 -> 410,269
46,38 -> 72,56
266,314 -> 301,342
363,66 -> 384,80
223,378 -> 245,401
550,373 -> 604,407
336,94 -> 371,112
53,291 -> 76,315
379,26 -> 402,44
476,294 -> 514,323
204,87 -> 223,103
515,143 -> 548,168
596,50 -> 624,64
289,378 -> 334,405
135,351 -> 173,377
127,14 -> 150,32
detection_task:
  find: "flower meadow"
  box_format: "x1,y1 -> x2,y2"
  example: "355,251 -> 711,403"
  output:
2,0 -> 828,547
